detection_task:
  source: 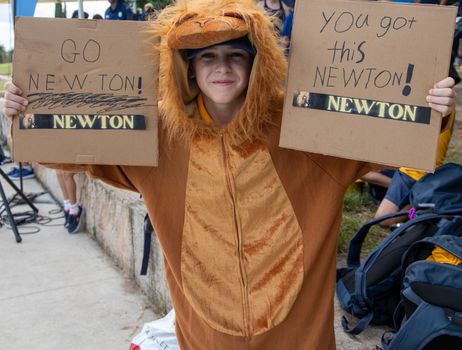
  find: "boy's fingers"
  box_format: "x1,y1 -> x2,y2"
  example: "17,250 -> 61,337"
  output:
433,77 -> 455,89
3,107 -> 21,119
428,102 -> 451,116
426,95 -> 453,106
4,81 -> 23,96
4,90 -> 28,107
429,87 -> 456,98
2,98 -> 26,118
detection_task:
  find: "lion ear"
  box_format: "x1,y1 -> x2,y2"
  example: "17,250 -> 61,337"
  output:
176,12 -> 198,25
167,13 -> 249,50
222,11 -> 244,20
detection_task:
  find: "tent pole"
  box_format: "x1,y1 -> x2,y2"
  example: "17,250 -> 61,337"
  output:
12,0 -> 16,27
78,0 -> 84,18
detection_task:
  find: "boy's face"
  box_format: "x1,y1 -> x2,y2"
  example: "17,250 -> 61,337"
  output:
191,45 -> 253,108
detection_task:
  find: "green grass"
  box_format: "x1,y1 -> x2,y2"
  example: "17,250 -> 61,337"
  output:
0,62 -> 11,92
0,62 -> 12,76
338,186 -> 389,256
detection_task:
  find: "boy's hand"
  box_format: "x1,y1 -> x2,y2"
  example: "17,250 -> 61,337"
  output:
426,77 -> 456,117
2,81 -> 28,119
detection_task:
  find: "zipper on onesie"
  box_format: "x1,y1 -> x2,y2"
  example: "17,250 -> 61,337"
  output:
220,133 -> 251,337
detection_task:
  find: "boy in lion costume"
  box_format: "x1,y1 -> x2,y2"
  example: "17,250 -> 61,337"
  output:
3,0 -> 455,348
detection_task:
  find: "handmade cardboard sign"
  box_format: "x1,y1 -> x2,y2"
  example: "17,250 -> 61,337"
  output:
280,0 -> 456,171
12,17 -> 159,166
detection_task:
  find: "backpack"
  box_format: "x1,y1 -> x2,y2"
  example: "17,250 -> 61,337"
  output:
379,235 -> 462,350
336,163 -> 462,334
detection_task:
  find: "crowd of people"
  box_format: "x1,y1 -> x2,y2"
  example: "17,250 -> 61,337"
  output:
68,0 -> 155,22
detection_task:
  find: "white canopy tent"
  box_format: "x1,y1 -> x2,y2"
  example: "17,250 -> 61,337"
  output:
1,0 -> 108,21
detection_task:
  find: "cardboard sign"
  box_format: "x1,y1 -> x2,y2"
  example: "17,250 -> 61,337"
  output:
280,1 -> 456,171
12,17 -> 159,166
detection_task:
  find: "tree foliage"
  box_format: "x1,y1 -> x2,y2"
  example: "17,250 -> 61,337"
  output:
0,45 -> 13,64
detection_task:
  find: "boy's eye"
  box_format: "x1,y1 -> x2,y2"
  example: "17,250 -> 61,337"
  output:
229,51 -> 250,61
230,52 -> 245,58
198,52 -> 216,60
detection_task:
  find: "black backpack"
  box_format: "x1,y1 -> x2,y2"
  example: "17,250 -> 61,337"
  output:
378,235 -> 462,350
336,163 -> 462,334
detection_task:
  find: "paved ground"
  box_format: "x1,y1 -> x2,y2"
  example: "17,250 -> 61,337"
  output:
0,165 -> 157,350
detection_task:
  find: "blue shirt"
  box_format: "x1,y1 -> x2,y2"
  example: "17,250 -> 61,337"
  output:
105,1 -> 128,20
281,11 -> 293,40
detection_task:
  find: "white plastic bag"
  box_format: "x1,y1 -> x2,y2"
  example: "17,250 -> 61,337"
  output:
130,310 -> 179,350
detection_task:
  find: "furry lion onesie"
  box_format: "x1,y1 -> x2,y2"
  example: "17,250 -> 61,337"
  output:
51,0 -> 374,348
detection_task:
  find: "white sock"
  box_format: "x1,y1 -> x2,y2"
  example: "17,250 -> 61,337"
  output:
69,203 -> 80,215
63,200 -> 71,212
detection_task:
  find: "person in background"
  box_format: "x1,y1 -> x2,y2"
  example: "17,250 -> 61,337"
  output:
257,0 -> 289,33
5,122 -> 34,180
5,163 -> 34,180
279,0 -> 295,57
139,2 -> 154,21
71,9 -> 89,18
363,107 -> 456,227
5,114 -> 84,229
93,14 -> 103,20
56,170 -> 84,234
104,0 -> 128,20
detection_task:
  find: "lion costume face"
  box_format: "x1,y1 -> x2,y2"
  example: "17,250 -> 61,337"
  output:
150,0 -> 287,145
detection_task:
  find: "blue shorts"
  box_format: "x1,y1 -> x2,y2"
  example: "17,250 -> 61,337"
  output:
384,171 -> 416,208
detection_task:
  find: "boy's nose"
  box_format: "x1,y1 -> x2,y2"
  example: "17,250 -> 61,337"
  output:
215,59 -> 232,72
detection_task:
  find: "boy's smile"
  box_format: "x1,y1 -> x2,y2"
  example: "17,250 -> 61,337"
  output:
191,44 -> 253,126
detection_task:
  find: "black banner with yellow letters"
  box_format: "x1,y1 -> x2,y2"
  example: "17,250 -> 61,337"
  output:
292,91 -> 431,125
19,114 -> 146,130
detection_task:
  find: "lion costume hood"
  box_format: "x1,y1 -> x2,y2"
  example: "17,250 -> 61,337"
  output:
152,0 -> 287,145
